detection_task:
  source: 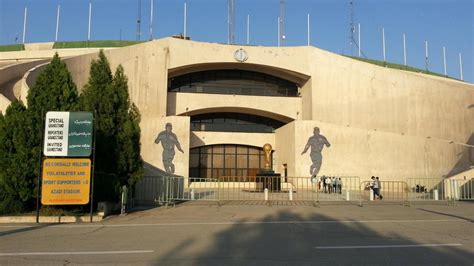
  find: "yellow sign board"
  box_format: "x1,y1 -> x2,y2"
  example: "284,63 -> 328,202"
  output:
41,158 -> 91,205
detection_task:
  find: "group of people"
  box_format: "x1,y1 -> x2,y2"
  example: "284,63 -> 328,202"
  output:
368,176 -> 383,200
311,176 -> 343,194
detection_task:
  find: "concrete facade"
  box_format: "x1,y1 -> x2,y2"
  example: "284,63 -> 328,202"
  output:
1,38 -> 473,181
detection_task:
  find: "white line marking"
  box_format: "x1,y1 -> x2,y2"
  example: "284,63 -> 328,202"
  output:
315,244 -> 462,249
0,250 -> 154,256
0,219 -> 466,229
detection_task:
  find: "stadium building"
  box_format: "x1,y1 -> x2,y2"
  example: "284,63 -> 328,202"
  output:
1,38 -> 473,182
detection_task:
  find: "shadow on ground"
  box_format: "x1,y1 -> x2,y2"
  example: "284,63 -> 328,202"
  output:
153,209 -> 473,265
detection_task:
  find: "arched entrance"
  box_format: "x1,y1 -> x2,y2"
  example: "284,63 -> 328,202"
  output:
189,144 -> 270,179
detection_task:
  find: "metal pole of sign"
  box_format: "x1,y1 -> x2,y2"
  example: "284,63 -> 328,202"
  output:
89,112 -> 97,222
36,112 -> 45,223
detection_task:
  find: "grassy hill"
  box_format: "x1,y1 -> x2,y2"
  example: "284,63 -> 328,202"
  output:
52,40 -> 145,49
0,44 -> 25,52
346,55 -> 455,80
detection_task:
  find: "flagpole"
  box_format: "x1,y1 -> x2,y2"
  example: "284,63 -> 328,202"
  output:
277,16 -> 280,47
425,41 -> 429,71
55,5 -> 60,42
443,47 -> 447,76
403,33 -> 407,66
149,0 -> 154,40
22,7 -> 28,44
307,13 -> 310,46
88,1 -> 92,42
247,14 -> 250,45
382,28 -> 386,62
358,23 -> 361,57
183,2 -> 187,39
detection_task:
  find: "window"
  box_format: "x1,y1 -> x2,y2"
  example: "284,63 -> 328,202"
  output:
189,144 -> 270,180
168,69 -> 298,97
191,112 -> 284,133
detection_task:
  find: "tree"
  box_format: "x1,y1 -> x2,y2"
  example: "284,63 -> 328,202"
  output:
0,101 -> 36,214
0,53 -> 79,214
27,52 -> 78,120
80,51 -> 143,201
26,52 -> 79,192
113,66 -> 143,185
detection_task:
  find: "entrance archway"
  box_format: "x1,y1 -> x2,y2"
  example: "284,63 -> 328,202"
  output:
189,144 -> 271,179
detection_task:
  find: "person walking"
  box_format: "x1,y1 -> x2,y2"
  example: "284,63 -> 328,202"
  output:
338,178 -> 343,194
375,176 -> 383,200
322,176 -> 327,193
326,177 -> 332,194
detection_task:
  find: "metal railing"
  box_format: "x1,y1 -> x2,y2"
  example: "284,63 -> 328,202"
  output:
457,178 -> 474,200
133,176 -> 472,207
406,178 -> 446,201
134,175 -> 361,205
446,178 -> 474,201
360,181 -> 409,204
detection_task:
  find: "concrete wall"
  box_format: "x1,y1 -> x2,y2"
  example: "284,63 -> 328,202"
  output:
141,115 -> 190,177
3,38 -> 473,182
62,40 -> 170,118
279,120 -> 470,182
274,122 -> 296,176
308,48 -> 474,144
0,48 -> 113,61
0,94 -> 10,114
167,92 -> 301,122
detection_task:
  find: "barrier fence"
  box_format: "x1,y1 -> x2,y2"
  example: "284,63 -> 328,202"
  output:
133,176 -> 361,205
133,176 -> 473,207
457,178 -> 473,200
405,178 -> 474,202
360,181 -> 409,204
406,178 -> 445,201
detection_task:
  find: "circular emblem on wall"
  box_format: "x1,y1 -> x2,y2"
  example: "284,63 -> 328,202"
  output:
234,48 -> 248,63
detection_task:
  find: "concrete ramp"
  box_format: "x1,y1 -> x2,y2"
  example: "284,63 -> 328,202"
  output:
448,168 -> 474,179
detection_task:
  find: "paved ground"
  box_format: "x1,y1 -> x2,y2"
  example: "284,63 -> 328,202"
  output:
0,202 -> 473,265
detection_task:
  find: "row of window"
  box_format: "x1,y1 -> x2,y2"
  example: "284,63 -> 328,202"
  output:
190,112 -> 284,133
169,69 -> 298,97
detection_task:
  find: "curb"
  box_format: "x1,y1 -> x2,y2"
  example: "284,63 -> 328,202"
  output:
0,215 -> 103,223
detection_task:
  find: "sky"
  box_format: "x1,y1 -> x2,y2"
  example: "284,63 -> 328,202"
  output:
0,0 -> 473,83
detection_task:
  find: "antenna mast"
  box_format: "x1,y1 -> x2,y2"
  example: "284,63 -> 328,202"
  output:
136,0 -> 142,41
348,1 -> 366,57
228,0 -> 235,44
349,1 -> 355,55
279,0 -> 285,46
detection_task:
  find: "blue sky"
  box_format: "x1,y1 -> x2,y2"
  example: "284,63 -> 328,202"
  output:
0,0 -> 473,82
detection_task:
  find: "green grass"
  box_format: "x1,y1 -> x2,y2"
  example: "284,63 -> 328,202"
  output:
53,40 -> 145,49
346,55 -> 456,80
0,44 -> 25,52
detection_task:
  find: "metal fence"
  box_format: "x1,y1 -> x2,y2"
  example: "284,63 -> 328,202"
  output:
133,176 -> 473,207
458,178 -> 474,200
447,178 -> 474,201
406,178 -> 474,202
406,178 -> 446,201
133,175 -> 361,205
360,181 -> 409,203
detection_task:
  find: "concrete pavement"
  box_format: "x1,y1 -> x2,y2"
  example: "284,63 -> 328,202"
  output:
0,202 -> 473,265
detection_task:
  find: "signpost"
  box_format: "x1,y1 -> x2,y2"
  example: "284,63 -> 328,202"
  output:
37,111 -> 95,223
41,158 -> 91,205
43,112 -> 93,157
